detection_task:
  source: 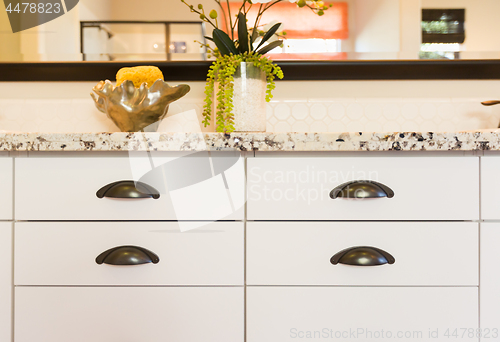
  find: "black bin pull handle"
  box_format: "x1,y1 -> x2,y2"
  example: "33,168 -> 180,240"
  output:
330,246 -> 395,266
96,180 -> 160,199
330,180 -> 394,199
96,245 -> 160,266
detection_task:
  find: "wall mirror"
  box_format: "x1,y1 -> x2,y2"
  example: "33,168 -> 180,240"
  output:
1,0 -> 499,62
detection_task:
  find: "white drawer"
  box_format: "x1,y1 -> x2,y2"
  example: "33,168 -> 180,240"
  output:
15,222 -> 243,285
480,223 -> 500,340
481,156 -> 500,220
247,156 -> 479,220
0,158 -> 12,220
0,223 -> 11,342
248,287 -> 478,342
15,287 -> 243,342
15,153 -> 244,220
247,222 -> 478,286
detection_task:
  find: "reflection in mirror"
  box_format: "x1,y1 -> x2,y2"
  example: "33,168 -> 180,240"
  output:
1,0 -> 499,62
81,21 -> 207,61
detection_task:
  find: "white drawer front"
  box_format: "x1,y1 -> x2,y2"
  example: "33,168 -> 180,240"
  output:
481,157 -> 500,220
15,287 -> 244,342
0,158 -> 12,220
0,223 -> 11,342
15,222 -> 244,285
247,156 -> 479,220
248,287 -> 478,342
480,223 -> 500,340
247,222 -> 478,286
15,154 -> 244,220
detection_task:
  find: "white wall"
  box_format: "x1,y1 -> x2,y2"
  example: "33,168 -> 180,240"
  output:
422,0 -> 500,57
109,0 -> 211,22
399,0 -> 421,59
79,0 -> 111,21
0,80 -> 498,133
0,3 -> 21,61
36,8 -> 81,61
15,0 -> 111,61
352,0 -> 400,57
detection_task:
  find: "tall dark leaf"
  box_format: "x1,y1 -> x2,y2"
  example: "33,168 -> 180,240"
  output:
256,40 -> 282,55
255,22 -> 281,51
237,13 -> 249,53
213,29 -> 238,56
250,29 -> 259,51
204,36 -> 214,42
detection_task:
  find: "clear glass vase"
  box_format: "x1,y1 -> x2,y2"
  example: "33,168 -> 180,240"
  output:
214,62 -> 267,132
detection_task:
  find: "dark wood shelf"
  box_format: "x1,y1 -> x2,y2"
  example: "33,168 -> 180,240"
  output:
2,60 -> 500,81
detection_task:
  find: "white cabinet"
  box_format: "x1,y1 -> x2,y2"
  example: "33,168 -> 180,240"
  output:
15,222 -> 244,286
15,287 -> 244,342
13,153 -> 246,342
247,156 -> 479,220
481,156 -> 500,220
15,154 -> 244,221
481,156 -> 500,341
0,223 -> 11,342
247,222 -> 478,286
5,152 -> 489,342
480,223 -> 500,340
0,157 -> 13,220
247,287 -> 478,342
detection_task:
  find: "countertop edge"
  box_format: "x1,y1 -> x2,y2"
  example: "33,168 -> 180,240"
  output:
0,131 -> 498,152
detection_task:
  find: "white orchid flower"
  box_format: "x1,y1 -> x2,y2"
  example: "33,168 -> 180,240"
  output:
263,20 -> 283,32
267,34 -> 279,43
251,0 -> 273,3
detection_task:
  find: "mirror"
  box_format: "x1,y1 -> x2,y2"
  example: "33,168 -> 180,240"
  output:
1,0 -> 499,62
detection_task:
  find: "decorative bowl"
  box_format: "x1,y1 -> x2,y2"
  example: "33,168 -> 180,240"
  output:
91,80 -> 190,132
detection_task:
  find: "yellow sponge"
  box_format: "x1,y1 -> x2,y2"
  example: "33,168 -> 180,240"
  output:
116,66 -> 164,88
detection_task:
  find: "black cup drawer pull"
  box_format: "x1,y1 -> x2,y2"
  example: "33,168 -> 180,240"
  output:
96,180 -> 160,199
96,245 -> 160,266
329,180 -> 394,199
330,246 -> 395,266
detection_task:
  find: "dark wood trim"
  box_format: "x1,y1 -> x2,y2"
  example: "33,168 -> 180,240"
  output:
2,60 -> 500,82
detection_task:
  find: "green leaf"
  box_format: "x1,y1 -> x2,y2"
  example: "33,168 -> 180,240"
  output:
237,13 -> 249,54
250,29 -> 259,51
212,29 -> 239,56
255,22 -> 281,51
256,40 -> 283,55
204,36 -> 214,42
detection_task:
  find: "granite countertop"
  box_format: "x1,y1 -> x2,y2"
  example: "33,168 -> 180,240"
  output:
1,131 -> 500,152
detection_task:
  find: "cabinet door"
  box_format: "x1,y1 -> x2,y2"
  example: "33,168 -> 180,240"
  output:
481,223 -> 500,340
248,287 -> 478,342
247,156 -> 479,221
247,222 -> 478,286
15,155 -> 244,221
0,158 -> 12,220
0,223 -> 11,342
481,156 -> 500,220
16,287 -> 244,342
15,222 -> 243,286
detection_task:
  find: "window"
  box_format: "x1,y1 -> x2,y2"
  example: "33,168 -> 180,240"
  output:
420,9 -> 465,60
222,1 -> 348,57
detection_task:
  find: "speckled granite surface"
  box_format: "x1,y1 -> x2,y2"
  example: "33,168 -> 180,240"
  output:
1,131 -> 500,152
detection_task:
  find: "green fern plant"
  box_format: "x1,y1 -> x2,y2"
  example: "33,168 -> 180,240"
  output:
203,52 -> 283,132
182,0 -> 328,132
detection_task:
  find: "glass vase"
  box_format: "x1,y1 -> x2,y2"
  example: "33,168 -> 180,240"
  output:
214,62 -> 267,132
